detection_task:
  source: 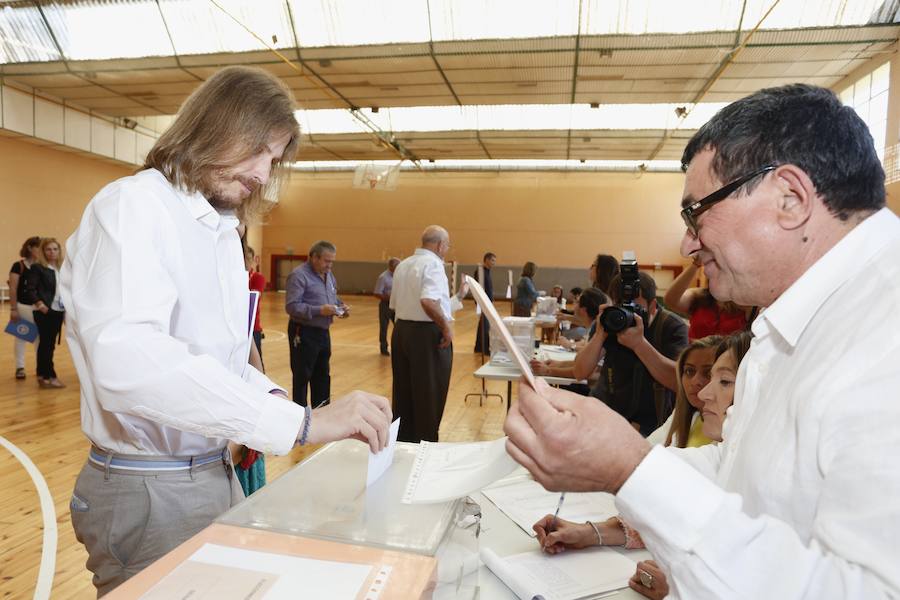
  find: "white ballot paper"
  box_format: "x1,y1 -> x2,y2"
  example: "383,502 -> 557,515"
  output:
465,275 -> 535,388
483,478 -> 618,538
367,418 -> 400,487
402,437 -> 519,504
481,546 -> 635,600
140,543 -> 381,600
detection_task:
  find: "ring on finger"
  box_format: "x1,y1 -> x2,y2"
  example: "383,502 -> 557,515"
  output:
639,569 -> 653,589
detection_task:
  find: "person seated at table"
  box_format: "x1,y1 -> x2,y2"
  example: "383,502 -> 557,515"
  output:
531,331 -> 752,599
646,334 -> 722,448
530,288 -> 608,380
558,287 -> 589,342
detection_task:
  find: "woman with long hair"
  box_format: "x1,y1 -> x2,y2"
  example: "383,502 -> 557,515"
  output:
513,261 -> 538,317
648,335 -> 722,448
9,236 -> 42,380
590,254 -> 619,295
30,237 -> 66,388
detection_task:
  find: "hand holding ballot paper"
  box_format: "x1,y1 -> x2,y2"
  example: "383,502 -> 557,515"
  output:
466,276 -> 652,495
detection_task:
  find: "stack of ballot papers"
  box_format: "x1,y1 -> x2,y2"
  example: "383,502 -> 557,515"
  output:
402,437 -> 519,504
481,546 -> 636,600
482,478 -> 619,537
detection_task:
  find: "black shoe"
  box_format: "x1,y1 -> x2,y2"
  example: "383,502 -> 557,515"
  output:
380,350 -> 390,356
15,368 -> 26,380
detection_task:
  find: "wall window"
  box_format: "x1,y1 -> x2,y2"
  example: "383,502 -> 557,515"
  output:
840,62 -> 890,162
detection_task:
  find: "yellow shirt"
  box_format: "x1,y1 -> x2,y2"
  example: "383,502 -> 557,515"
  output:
686,415 -> 713,448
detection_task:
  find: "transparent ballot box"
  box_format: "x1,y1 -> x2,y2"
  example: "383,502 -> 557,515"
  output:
217,440 -> 481,598
489,316 -> 535,365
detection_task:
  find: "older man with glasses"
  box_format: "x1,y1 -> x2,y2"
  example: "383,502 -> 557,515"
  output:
503,84 -> 900,599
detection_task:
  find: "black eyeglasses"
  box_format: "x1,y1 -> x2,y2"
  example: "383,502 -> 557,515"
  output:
681,165 -> 777,237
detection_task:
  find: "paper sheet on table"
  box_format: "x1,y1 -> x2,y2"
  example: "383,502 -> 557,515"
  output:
367,418 -> 400,487
140,543 -> 382,600
483,478 -> 618,537
481,546 -> 634,600
465,275 -> 535,388
402,437 -> 519,504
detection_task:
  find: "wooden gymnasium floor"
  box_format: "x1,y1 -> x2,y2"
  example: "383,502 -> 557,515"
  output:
0,293 -> 511,598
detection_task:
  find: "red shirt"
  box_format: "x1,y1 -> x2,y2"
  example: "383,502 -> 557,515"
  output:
689,303 -> 747,340
249,271 -> 266,332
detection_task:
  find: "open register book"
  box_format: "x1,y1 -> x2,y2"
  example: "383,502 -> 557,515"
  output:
481,546 -> 635,600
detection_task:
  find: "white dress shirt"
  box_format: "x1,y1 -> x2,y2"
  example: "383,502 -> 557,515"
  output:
61,169 -> 304,457
389,248 -> 452,322
616,207 -> 900,599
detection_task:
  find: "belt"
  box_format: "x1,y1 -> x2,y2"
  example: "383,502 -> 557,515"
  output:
88,445 -> 228,475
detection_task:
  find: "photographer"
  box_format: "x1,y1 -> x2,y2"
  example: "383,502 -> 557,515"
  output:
573,268 -> 687,436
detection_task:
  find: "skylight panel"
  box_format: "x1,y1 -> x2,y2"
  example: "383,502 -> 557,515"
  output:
158,0 -> 295,55
41,0 -> 172,60
428,0 -> 580,41
287,0 -> 431,47
0,4 -> 61,63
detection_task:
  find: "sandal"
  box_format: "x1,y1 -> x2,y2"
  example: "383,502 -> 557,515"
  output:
15,368 -> 26,380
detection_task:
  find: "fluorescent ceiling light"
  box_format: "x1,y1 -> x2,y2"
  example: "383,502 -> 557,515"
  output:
296,103 -> 727,135
290,159 -> 684,171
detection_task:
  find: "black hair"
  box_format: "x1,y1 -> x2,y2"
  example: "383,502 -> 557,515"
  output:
19,236 -> 41,258
608,271 -> 656,305
592,254 -> 620,294
682,84 -> 885,221
483,252 -> 496,261
569,286 -> 583,297
577,287 -> 609,320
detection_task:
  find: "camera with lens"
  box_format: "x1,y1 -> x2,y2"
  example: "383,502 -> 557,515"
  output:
600,251 -> 648,334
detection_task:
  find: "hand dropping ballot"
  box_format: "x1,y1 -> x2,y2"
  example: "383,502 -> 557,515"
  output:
367,419 -> 400,487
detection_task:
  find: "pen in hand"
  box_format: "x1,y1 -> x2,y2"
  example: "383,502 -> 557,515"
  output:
550,492 -> 566,532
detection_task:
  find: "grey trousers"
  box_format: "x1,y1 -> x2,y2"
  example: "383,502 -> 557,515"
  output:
378,300 -> 395,352
391,319 -> 453,443
70,453 -> 244,597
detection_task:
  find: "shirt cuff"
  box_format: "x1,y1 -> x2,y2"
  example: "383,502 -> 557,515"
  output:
614,445 -> 728,553
247,394 -> 305,456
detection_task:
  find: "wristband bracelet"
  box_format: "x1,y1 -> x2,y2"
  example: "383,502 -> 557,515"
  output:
298,403 -> 312,446
586,521 -> 603,546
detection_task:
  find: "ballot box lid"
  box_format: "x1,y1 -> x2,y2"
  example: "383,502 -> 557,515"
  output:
217,440 -> 462,556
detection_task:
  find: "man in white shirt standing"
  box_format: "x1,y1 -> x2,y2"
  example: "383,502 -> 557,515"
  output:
61,66 -> 391,596
504,84 -> 900,599
390,225 -> 453,442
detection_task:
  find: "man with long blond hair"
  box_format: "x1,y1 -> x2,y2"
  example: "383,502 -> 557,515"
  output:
60,66 -> 391,596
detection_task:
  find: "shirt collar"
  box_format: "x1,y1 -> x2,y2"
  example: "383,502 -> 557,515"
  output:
760,208 -> 898,348
415,247 -> 441,260
181,189 -> 239,233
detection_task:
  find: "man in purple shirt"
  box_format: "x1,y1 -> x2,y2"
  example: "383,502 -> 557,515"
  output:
374,257 -> 399,356
285,240 -> 349,407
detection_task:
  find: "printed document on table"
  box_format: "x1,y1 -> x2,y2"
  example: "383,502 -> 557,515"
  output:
367,418 -> 400,487
402,437 -> 519,504
483,478 -> 618,537
140,543 -> 381,600
481,546 -> 635,600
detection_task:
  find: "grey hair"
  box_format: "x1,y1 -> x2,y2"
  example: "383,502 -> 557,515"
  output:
309,240 -> 336,257
421,225 -> 448,246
